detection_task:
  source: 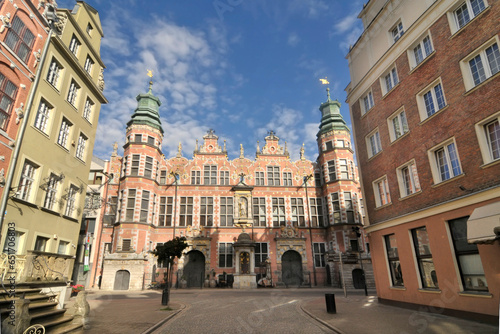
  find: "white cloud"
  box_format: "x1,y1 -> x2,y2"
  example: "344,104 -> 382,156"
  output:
288,33 -> 300,47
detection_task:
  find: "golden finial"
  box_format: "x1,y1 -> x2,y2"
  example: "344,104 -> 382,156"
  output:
147,69 -> 153,78
319,77 -> 331,100
147,69 -> 154,92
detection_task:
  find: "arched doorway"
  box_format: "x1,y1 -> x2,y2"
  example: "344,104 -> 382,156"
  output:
282,250 -> 303,287
184,250 -> 205,288
352,268 -> 364,289
113,270 -> 130,290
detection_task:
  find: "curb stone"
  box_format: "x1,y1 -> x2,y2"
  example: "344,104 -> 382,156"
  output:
299,300 -> 346,334
141,303 -> 187,334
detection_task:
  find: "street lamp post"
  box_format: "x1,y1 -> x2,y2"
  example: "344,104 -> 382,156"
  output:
170,172 -> 179,238
304,174 -> 317,286
353,226 -> 368,296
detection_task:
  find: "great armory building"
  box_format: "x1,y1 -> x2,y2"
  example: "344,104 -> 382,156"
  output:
83,81 -> 373,291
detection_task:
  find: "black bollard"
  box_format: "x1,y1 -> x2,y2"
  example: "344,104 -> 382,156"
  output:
162,288 -> 169,305
325,293 -> 336,314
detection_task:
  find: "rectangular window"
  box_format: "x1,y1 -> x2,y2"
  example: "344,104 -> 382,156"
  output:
5,16 -> 35,63
191,170 -> 200,185
146,136 -> 154,146
449,217 -> 488,291
86,23 -> 93,35
283,172 -> 293,186
76,133 -> 87,161
255,171 -> 265,186
121,239 -> 132,252
126,189 -> 136,220
384,67 -> 399,93
267,166 -> 280,186
331,193 -> 341,224
58,241 -> 69,255
313,243 -> 326,267
69,34 -> 81,55
388,108 -> 409,141
432,141 -> 462,182
3,230 -> 24,254
314,172 -> 321,187
18,161 -> 38,202
339,159 -> 348,179
485,118 -> 500,161
367,131 -> 382,158
385,234 -> 404,286
131,155 -> 140,176
468,42 -> 500,87
391,21 -> 404,43
65,185 -> 78,217
84,56 -> 94,74
134,134 -> 142,142
140,191 -> 149,223
310,198 -> 324,227
254,243 -> 268,268
34,99 -> 51,134
412,227 -> 438,289
83,98 -> 94,122
200,197 -> 213,226
253,197 -> 267,227
291,198 -> 305,227
412,35 -> 433,67
373,176 -> 391,207
144,156 -> 153,178
344,192 -> 355,223
159,197 -> 173,227
454,0 -> 486,30
220,170 -> 230,185
34,236 -> 49,252
67,80 -> 80,106
220,197 -> 233,227
160,170 -> 167,184
0,73 -> 18,130
272,198 -> 285,227
179,197 -> 193,226
325,141 -> 334,151
46,58 -> 62,88
203,165 -> 217,185
218,243 -> 233,268
423,83 -> 446,118
361,91 -> 374,115
57,118 -> 71,149
327,160 -> 336,181
43,173 -> 59,210
398,161 -> 421,197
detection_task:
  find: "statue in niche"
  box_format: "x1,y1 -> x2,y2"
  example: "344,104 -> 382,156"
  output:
239,197 -> 248,218
240,252 -> 250,274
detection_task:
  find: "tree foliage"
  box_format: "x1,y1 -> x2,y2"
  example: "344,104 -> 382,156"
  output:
152,236 -> 188,269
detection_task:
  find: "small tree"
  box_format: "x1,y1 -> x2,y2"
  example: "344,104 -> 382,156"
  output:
152,236 -> 188,305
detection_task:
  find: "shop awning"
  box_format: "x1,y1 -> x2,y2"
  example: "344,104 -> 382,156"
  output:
467,201 -> 500,244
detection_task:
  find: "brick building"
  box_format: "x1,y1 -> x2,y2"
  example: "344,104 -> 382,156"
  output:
345,0 -> 499,323
87,81 -> 373,291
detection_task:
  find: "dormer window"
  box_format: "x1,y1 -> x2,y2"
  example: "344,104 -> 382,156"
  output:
86,23 -> 93,36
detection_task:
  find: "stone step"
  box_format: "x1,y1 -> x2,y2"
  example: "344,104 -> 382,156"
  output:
0,288 -> 42,298
36,314 -> 74,330
30,308 -> 66,321
0,294 -> 52,308
50,322 -> 83,334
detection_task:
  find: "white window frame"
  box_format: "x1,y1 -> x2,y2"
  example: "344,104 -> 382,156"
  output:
366,129 -> 382,158
387,107 -> 409,142
380,66 -> 399,96
447,0 -> 488,34
76,133 -> 88,161
360,90 -> 374,115
57,118 -> 72,149
408,33 -> 434,69
43,173 -> 60,210
396,160 -> 421,198
460,36 -> 500,91
34,99 -> 51,134
84,55 -> 94,74
416,78 -> 447,121
17,160 -> 39,202
83,98 -> 94,122
46,58 -> 62,88
58,240 -> 69,255
474,110 -> 500,165
65,184 -> 79,217
390,20 -> 404,43
427,138 -> 463,184
67,80 -> 80,107
69,34 -> 80,56
373,175 -> 391,208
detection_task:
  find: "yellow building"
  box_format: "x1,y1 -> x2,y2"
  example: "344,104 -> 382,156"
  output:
0,0 -> 107,295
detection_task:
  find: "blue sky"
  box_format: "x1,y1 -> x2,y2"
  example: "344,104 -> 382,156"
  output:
57,0 -> 364,161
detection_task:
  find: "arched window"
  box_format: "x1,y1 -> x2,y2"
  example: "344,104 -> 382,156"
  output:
5,16 -> 35,63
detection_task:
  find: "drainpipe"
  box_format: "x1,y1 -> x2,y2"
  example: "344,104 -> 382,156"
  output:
0,29 -> 53,240
304,174 -> 317,286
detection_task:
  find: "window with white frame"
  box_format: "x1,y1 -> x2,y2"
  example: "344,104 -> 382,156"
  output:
84,56 -> 94,74
125,189 -> 136,220
388,108 -> 409,141
69,34 -> 81,56
220,170 -> 230,185
373,176 -> 391,207
76,133 -> 87,161
67,80 -> 80,107
339,159 -> 349,179
46,58 -> 62,88
310,198 -> 324,227
179,197 -> 193,226
267,166 -> 280,186
291,198 -> 305,227
158,197 -> 173,227
218,243 -> 233,268
382,67 -> 399,95
219,197 -> 233,227
360,90 -> 374,115
272,197 -> 285,227
410,35 -> 433,69
344,192 -> 355,223
43,173 -> 59,210
203,165 -> 217,185
390,21 -> 404,43
57,118 -> 72,149
327,160 -> 336,181
428,139 -> 462,183
417,79 -> 446,120
34,236 -> 49,252
144,156 -> 153,178
34,99 -> 51,134
140,191 -> 149,223
450,0 -> 487,33
0,73 -> 18,130
86,23 -> 93,36
17,160 -> 38,202
255,171 -> 264,186
396,160 -> 421,198
191,170 -> 200,185
3,230 -> 24,254
461,38 -> 499,90
313,243 -> 326,267
331,193 -> 341,224
253,197 -> 266,227
130,154 -> 140,176
65,185 -> 78,217
283,171 -> 293,186
83,98 -> 94,122
5,16 -> 35,63
58,240 -> 69,255
366,130 -> 382,158
475,111 -> 500,164
200,197 -> 214,226
254,243 -> 268,267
